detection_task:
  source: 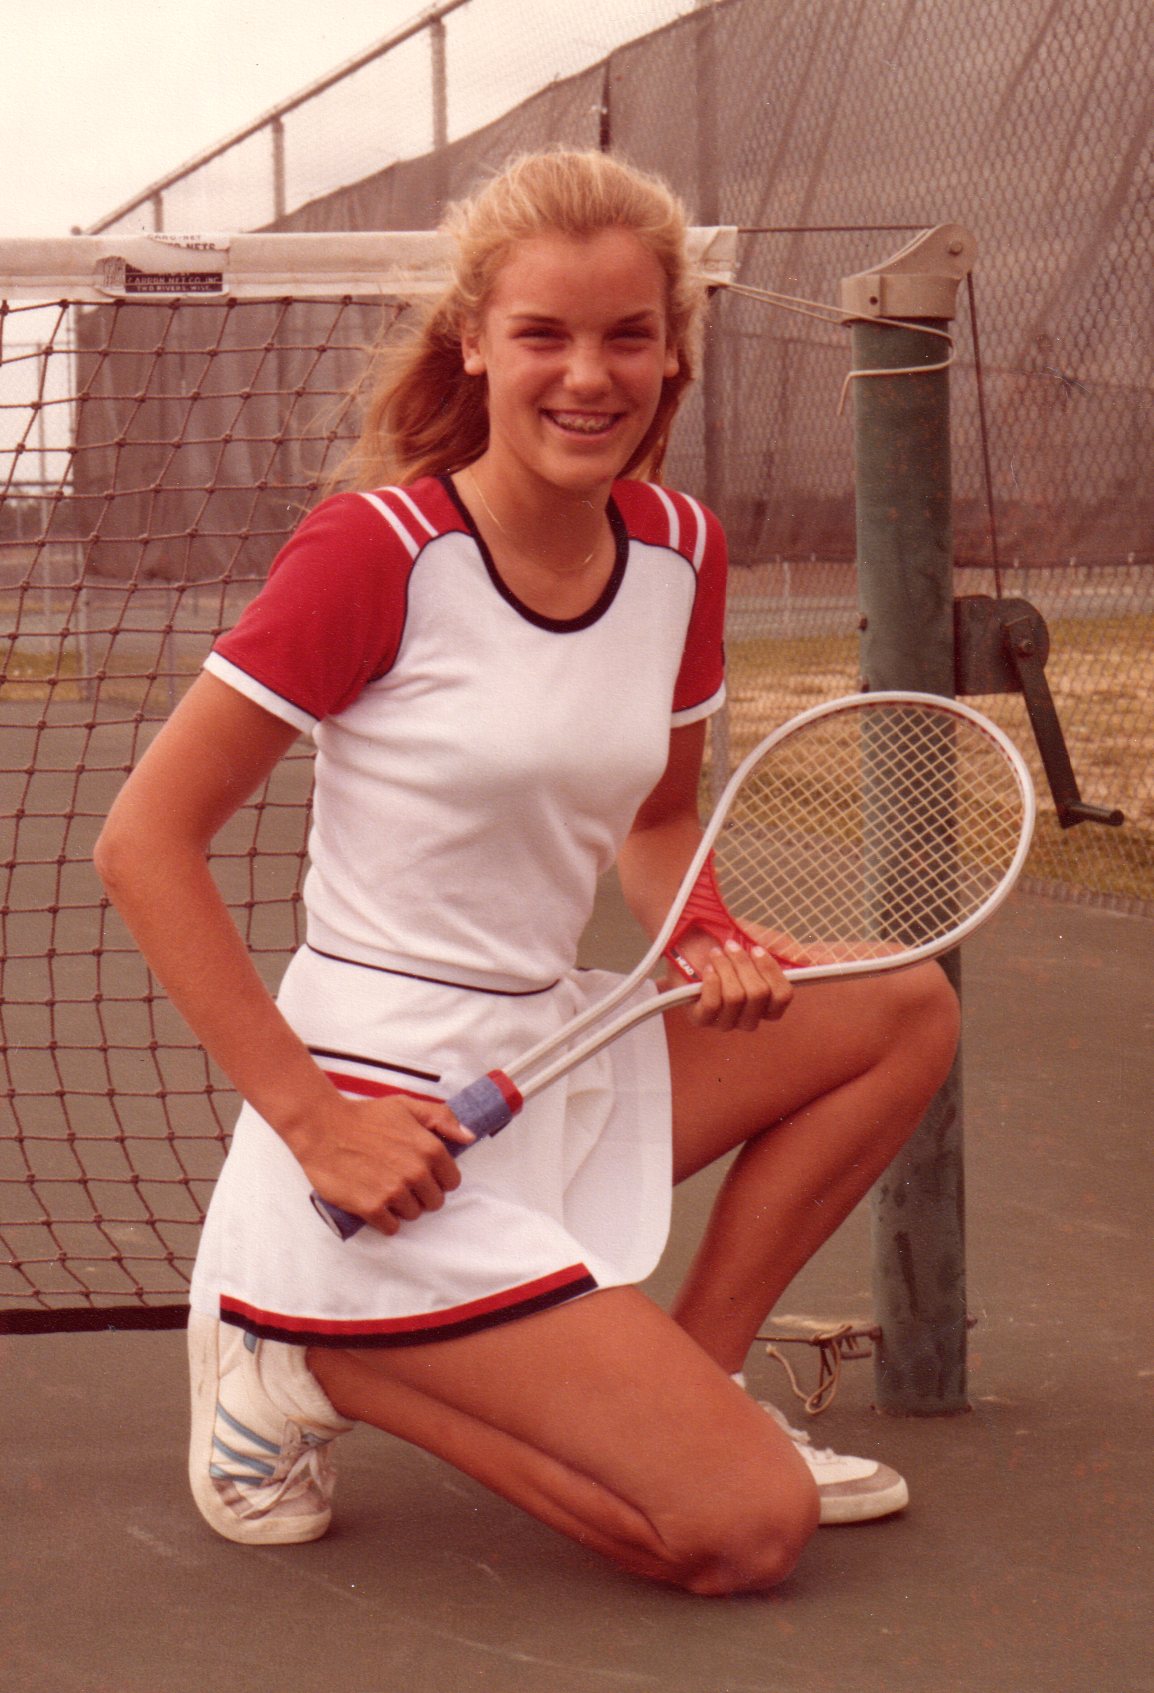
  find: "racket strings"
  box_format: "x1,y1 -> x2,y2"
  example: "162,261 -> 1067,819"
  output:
714,707 -> 1027,961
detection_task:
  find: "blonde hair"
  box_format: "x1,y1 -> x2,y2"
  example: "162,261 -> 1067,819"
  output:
344,150 -> 704,488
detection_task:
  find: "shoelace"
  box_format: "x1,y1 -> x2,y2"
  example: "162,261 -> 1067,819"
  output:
265,1432 -> 331,1498
223,1426 -> 335,1521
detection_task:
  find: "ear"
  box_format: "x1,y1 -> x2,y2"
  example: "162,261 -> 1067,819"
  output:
663,343 -> 680,380
460,322 -> 486,377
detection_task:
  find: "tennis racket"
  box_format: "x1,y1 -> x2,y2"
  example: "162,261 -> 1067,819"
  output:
313,691 -> 1034,1239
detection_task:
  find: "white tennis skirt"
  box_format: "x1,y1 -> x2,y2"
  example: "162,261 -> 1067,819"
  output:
189,944 -> 672,1348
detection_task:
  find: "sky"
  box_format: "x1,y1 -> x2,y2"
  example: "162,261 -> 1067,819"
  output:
0,0 -> 690,240
0,0 -> 430,237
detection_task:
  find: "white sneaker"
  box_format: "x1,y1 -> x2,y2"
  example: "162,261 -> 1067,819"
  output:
188,1313 -> 354,1546
761,1400 -> 909,1524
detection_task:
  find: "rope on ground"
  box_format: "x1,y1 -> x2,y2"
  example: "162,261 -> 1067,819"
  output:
756,1319 -> 881,1417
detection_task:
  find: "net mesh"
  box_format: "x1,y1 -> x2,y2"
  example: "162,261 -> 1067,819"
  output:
0,233 -> 732,1328
1,293 -> 385,1327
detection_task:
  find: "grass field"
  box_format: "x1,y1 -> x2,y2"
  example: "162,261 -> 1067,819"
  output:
721,614 -> 1154,910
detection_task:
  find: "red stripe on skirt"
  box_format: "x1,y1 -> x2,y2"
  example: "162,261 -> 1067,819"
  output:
219,1263 -> 600,1352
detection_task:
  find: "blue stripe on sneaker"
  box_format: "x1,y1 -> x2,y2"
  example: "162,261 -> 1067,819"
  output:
209,1466 -> 272,1487
216,1402 -> 281,1457
212,1435 -> 277,1477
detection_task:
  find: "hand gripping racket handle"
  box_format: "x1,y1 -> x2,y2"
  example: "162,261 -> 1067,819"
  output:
309,1070 -> 524,1241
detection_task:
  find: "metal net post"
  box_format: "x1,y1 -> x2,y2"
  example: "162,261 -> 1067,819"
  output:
842,227 -> 976,1414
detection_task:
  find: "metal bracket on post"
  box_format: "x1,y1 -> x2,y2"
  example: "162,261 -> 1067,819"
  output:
840,223 -> 977,324
954,596 -> 1125,830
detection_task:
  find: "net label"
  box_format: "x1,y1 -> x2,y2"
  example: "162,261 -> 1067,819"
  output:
97,256 -> 225,295
152,234 -> 230,253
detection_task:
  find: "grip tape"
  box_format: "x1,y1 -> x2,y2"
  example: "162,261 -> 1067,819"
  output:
445,1070 -> 522,1140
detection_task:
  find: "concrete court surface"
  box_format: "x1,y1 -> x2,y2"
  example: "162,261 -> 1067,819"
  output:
2,889 -> 1152,1693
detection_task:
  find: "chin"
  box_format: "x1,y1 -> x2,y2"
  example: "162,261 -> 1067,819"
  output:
542,438 -> 643,489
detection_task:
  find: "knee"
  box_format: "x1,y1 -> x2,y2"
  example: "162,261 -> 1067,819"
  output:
886,959 -> 961,1087
655,1472 -> 820,1597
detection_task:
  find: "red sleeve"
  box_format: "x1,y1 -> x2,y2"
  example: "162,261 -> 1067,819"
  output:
210,493 -> 411,726
671,500 -> 727,720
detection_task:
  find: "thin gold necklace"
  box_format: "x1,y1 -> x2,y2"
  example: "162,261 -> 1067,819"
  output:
464,466 -> 597,569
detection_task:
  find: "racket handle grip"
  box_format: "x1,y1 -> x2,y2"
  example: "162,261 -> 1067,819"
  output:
310,1071 -> 523,1241
446,1070 -> 524,1138
310,1195 -> 371,1241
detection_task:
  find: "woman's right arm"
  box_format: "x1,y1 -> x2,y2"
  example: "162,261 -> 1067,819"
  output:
94,671 -> 472,1232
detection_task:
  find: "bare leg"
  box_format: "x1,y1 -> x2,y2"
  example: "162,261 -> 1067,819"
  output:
309,1285 -> 819,1596
665,961 -> 960,1374
309,964 -> 953,1585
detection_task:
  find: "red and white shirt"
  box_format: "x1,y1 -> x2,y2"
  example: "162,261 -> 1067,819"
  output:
206,474 -> 726,991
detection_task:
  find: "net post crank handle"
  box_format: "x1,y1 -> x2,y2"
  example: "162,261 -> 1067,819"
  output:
953,595 -> 1124,831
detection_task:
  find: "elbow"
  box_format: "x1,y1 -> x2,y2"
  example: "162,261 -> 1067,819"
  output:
93,814 -> 130,902
95,801 -> 206,913
94,803 -> 157,906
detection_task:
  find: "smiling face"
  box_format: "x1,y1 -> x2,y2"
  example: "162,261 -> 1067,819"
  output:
460,228 -> 680,507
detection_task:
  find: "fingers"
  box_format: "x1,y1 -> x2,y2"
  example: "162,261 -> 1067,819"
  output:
692,938 -> 793,1032
310,1095 -> 475,1236
364,1121 -> 465,1233
409,1096 -> 477,1153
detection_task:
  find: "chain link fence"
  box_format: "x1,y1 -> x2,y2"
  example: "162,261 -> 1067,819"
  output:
41,0 -> 1154,912
88,0 -> 699,237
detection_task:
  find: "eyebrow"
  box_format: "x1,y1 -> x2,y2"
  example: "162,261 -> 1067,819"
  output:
506,308 -> 663,328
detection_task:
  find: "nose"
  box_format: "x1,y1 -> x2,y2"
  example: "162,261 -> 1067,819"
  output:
563,337 -> 612,397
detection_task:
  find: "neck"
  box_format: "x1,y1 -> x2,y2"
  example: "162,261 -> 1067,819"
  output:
463,460 -> 611,580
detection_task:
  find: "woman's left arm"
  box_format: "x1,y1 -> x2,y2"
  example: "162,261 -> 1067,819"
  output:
615,721 -> 792,1031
